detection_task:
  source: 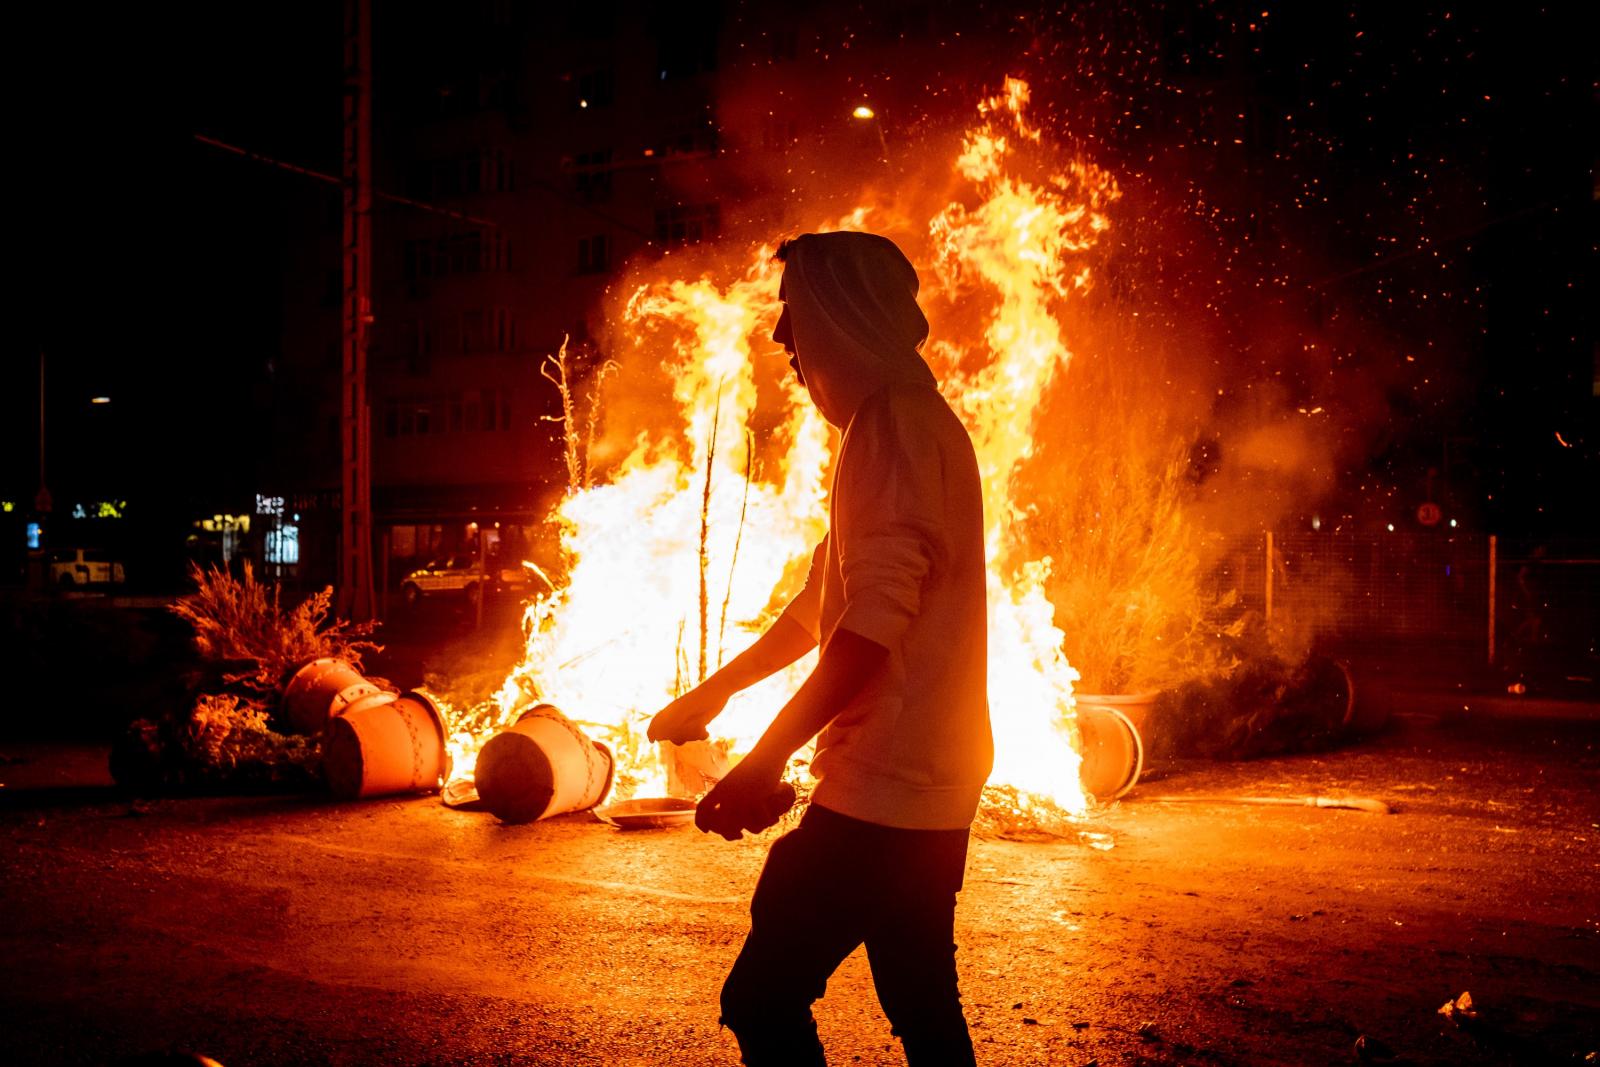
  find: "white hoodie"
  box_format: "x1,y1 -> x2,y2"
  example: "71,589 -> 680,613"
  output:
778,232 -> 993,830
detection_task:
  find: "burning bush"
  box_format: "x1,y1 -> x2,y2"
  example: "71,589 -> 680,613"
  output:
1018,348 -> 1245,696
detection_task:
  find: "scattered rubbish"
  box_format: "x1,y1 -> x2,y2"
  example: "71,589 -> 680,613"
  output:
323,690 -> 451,800
662,739 -> 729,796
597,796 -> 698,830
1438,991 -> 1478,1025
970,784 -> 1085,839
1142,793 -> 1393,815
1137,1020 -> 1161,1042
1151,654 -> 1370,760
1076,704 -> 1143,800
473,704 -> 614,823
280,657 -> 386,735
439,777 -> 487,811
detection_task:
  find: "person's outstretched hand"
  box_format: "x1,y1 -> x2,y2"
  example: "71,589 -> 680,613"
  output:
695,752 -> 796,841
648,685 -> 728,744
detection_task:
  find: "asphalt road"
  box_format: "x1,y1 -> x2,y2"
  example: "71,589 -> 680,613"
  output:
2,710 -> 1597,1066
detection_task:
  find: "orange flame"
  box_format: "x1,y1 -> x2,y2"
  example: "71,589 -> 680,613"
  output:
446,78 -> 1121,818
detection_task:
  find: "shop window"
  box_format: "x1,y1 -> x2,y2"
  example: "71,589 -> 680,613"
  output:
578,234 -> 610,274
654,203 -> 721,247
575,149 -> 613,200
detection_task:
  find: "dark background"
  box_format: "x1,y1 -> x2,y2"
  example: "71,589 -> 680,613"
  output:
6,1 -> 1593,546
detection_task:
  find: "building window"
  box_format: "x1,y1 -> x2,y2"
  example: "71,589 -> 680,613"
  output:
443,231 -> 483,274
656,122 -> 719,159
460,310 -> 486,353
578,233 -> 610,274
403,238 -> 433,280
574,149 -> 613,200
406,150 -> 514,200
384,399 -> 437,437
384,391 -> 511,436
405,229 -> 508,280
400,319 -> 434,374
265,521 -> 300,565
491,307 -> 517,352
490,149 -> 515,193
655,203 -> 721,247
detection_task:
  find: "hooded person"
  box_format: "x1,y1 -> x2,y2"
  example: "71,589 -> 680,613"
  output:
649,231 -> 991,1066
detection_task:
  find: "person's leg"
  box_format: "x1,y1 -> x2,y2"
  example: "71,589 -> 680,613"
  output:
720,808 -> 868,1066
862,827 -> 976,1067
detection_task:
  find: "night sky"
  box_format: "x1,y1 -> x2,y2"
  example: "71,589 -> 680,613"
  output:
7,1 -> 1593,540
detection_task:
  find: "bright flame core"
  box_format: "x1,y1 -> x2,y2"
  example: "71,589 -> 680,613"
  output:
447,77 -> 1121,817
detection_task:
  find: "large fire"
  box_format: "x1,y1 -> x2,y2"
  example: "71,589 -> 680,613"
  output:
445,77 -> 1121,817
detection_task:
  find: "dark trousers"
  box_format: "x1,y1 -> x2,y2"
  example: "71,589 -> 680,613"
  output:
720,803 -> 977,1066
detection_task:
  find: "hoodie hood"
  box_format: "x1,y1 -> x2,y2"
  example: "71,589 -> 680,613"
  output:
782,231 -> 936,427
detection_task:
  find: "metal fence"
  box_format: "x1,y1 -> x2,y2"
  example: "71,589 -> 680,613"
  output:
1211,532 -> 1599,670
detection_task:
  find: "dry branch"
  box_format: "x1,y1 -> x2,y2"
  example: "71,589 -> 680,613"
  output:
169,561 -> 381,697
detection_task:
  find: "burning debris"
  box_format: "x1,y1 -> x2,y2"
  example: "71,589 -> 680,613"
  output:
118,77 -> 1375,840
472,704 -> 614,823
322,688 -> 451,800
428,77 -> 1137,827
407,75 -> 1349,835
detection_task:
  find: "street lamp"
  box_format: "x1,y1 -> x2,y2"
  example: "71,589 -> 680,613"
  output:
850,103 -> 890,165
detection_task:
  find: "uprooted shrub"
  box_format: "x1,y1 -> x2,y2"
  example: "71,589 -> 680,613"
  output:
169,561 -> 381,698
111,564 -> 380,793
110,692 -> 321,792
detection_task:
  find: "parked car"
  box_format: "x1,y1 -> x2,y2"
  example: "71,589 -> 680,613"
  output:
49,547 -> 126,587
400,556 -> 527,605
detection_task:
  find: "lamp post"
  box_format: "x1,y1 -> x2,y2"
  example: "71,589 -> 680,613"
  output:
851,104 -> 890,166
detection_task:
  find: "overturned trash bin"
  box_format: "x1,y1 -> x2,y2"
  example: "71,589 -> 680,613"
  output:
473,703 -> 614,823
281,657 -> 385,736
1076,704 -> 1144,802
323,689 -> 451,800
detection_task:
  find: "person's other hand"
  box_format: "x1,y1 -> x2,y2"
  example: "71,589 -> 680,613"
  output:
695,754 -> 795,841
647,685 -> 728,744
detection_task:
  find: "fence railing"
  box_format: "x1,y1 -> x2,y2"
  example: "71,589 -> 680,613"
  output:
1211,532 -> 1599,670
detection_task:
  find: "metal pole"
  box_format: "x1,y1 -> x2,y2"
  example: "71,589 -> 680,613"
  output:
37,350 -> 45,497
1264,530 -> 1274,623
338,0 -> 374,619
475,526 -> 486,630
378,525 -> 390,619
1487,534 -> 1497,664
